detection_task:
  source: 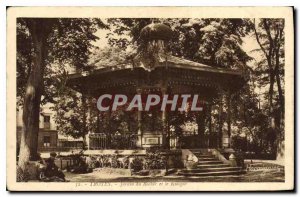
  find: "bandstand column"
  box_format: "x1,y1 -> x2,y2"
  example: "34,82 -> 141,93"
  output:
226,91 -> 232,148
161,87 -> 167,148
136,88 -> 143,148
107,107 -> 112,148
218,93 -> 224,149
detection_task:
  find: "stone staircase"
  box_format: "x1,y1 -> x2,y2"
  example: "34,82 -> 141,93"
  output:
178,150 -> 245,177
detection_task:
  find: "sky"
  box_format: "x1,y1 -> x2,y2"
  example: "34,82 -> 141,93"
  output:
92,29 -> 111,49
242,32 -> 262,68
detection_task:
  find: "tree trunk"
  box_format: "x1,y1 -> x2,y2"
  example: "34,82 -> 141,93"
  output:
268,61 -> 275,115
275,48 -> 284,162
18,19 -> 50,170
275,50 -> 284,127
254,19 -> 276,130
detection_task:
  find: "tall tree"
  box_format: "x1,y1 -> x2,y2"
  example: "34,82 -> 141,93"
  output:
17,18 -> 107,170
253,19 -> 284,126
252,18 -> 285,159
18,19 -> 55,170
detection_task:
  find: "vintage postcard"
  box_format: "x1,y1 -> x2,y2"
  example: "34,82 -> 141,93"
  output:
7,6 -> 294,191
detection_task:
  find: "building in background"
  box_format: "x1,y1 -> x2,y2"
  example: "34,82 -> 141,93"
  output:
17,104 -> 83,153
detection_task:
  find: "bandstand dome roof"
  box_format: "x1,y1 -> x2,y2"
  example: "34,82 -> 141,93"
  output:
66,55 -> 246,97
140,23 -> 173,41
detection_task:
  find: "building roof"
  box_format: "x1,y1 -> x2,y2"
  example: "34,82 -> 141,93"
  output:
68,53 -> 244,80
156,54 -> 243,76
66,57 -> 246,98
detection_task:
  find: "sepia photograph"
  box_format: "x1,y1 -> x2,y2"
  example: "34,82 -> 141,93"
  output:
6,6 -> 294,191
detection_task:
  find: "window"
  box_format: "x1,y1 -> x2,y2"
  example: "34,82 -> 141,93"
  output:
43,136 -> 51,147
44,115 -> 50,129
44,116 -> 50,123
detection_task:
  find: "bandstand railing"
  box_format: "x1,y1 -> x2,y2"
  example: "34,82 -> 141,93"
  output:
179,132 -> 218,148
89,133 -> 138,150
88,132 -> 218,150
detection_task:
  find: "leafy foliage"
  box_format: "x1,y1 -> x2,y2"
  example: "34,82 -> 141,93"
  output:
105,18 -> 253,69
88,46 -> 131,69
145,148 -> 166,170
130,156 -> 144,172
17,18 -> 108,106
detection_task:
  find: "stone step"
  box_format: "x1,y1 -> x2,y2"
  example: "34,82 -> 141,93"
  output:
182,150 -> 246,177
192,152 -> 209,155
188,149 -> 208,153
197,158 -> 218,161
180,167 -> 243,173
198,160 -> 224,165
197,163 -> 230,168
194,154 -> 213,158
178,170 -> 245,177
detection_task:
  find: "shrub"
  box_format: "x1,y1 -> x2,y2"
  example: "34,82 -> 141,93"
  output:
111,155 -> 119,168
102,155 -> 112,167
130,156 -> 144,172
145,148 -> 166,170
123,157 -> 129,169
16,166 -> 30,182
71,156 -> 92,174
86,156 -> 100,169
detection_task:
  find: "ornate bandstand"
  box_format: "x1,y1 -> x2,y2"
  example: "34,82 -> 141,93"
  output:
66,23 -> 245,150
